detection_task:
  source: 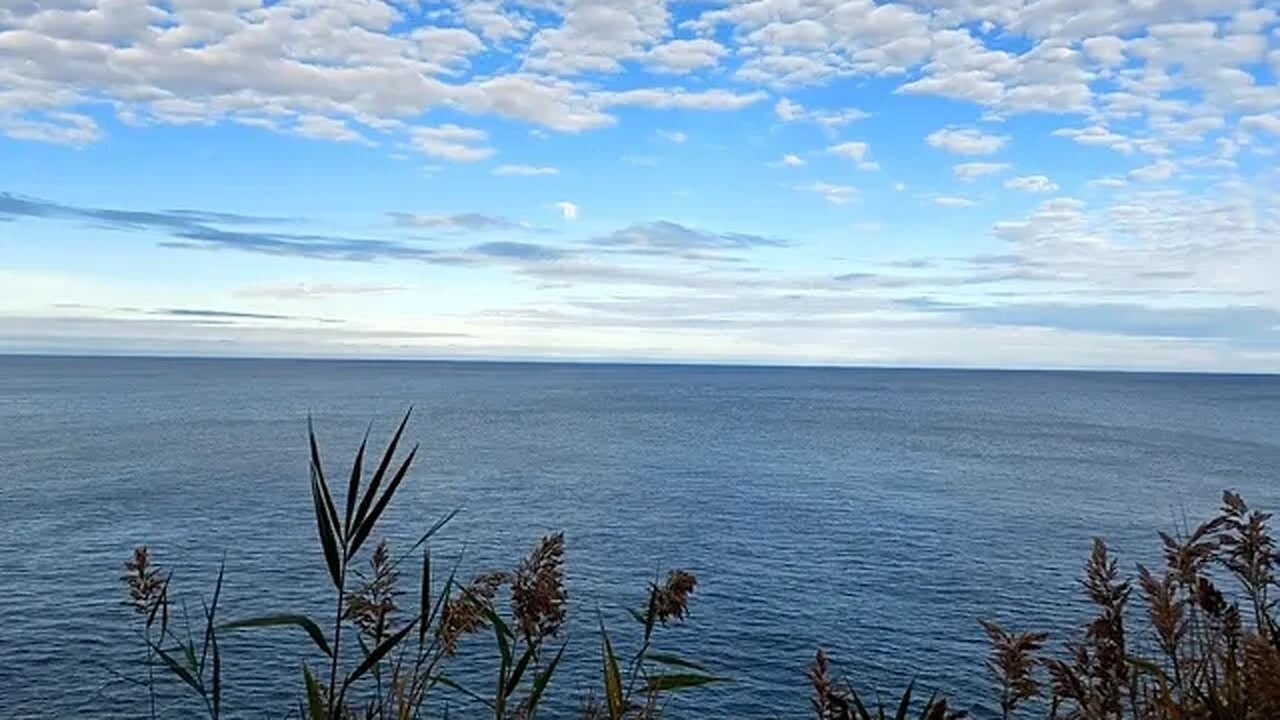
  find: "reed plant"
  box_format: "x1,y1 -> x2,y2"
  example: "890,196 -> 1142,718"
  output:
121,413 -> 1279,719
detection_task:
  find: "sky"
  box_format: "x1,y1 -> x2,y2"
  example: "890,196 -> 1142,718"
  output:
1,0 -> 1279,371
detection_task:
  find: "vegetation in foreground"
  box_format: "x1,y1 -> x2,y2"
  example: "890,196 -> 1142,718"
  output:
120,413 -> 1280,719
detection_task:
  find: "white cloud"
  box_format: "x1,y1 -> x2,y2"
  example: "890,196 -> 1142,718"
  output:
523,0 -> 670,75
493,164 -> 559,176
1241,114 -> 1280,135
410,124 -> 494,162
798,181 -> 856,205
926,127 -> 1009,155
1005,175 -> 1059,192
295,116 -> 367,144
769,153 -> 806,168
1129,159 -> 1177,182
775,98 -> 804,121
1052,125 -> 1136,154
827,141 -> 878,171
1090,177 -> 1128,188
774,98 -> 868,129
1,111 -> 101,146
593,88 -> 768,111
555,201 -> 579,220
644,39 -> 727,74
953,162 -> 1009,180
1082,36 -> 1127,66
933,196 -> 977,207
657,129 -> 688,143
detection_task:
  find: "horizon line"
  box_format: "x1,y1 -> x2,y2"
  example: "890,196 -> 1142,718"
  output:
2,350 -> 1276,378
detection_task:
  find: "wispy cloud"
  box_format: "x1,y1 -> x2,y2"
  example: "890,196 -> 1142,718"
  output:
389,212 -> 523,232
492,164 -> 559,176
236,283 -> 408,300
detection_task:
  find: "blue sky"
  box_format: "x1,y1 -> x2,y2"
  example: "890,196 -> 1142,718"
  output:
1,0 -> 1279,370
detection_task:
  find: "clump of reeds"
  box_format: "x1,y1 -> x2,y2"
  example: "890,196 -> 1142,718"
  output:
121,412 -> 725,720
118,413 -> 1280,720
966,490 -> 1280,720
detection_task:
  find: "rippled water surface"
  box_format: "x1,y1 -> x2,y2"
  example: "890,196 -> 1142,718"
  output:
3,356 -> 1279,718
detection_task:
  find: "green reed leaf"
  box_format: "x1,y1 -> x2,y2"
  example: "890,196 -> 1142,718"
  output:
150,642 -> 203,695
644,652 -> 709,673
344,424 -> 370,538
524,642 -> 566,717
347,618 -> 418,686
211,631 -> 221,720
199,560 -> 224,675
348,445 -> 418,560
351,409 -> 412,539
308,416 -> 342,544
893,680 -> 914,720
221,614 -> 334,657
310,469 -> 343,589
303,665 -> 326,720
505,645 -> 536,700
644,673 -> 728,692
419,548 -> 431,646
600,617 -> 624,720
436,675 -> 495,709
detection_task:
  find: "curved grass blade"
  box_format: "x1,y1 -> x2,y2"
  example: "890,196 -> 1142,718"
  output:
308,416 -> 342,543
419,548 -> 431,646
505,645 -> 536,700
310,469 -> 343,589
644,673 -> 728,692
351,409 -> 412,539
644,652 -> 709,673
150,642 -> 203,695
848,683 -> 872,720
436,675 -> 496,709
524,642 -> 566,717
600,616 -> 624,720
211,631 -> 221,720
221,614 -> 334,657
303,665 -> 326,720
893,680 -> 915,720
386,508 -> 459,575
348,445 -> 419,559
347,619 -> 418,686
146,572 -> 172,632
199,560 -> 225,674
344,424 -> 371,537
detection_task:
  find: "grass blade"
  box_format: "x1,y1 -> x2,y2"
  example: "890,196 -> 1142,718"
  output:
310,468 -> 343,589
386,508 -> 459,575
308,416 -> 342,544
150,642 -> 203,695
344,424 -> 371,537
894,680 -> 914,720
211,631 -> 221,720
600,616 -> 624,720
351,409 -> 412,539
221,614 -> 334,657
348,445 -> 419,559
199,560 -> 225,675
524,642 -> 566,717
644,673 -> 728,692
644,652 -> 709,673
303,665 -> 326,720
419,548 -> 431,646
436,675 -> 496,709
347,619 -> 418,686
505,645 -> 536,700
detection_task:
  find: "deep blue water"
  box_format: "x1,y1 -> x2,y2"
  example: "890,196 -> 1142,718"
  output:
1,356 -> 1278,718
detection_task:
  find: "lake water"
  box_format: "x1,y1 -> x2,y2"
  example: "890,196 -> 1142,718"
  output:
2,356 -> 1278,718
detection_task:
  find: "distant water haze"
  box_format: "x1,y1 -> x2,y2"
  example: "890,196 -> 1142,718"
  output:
2,356 -> 1278,717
